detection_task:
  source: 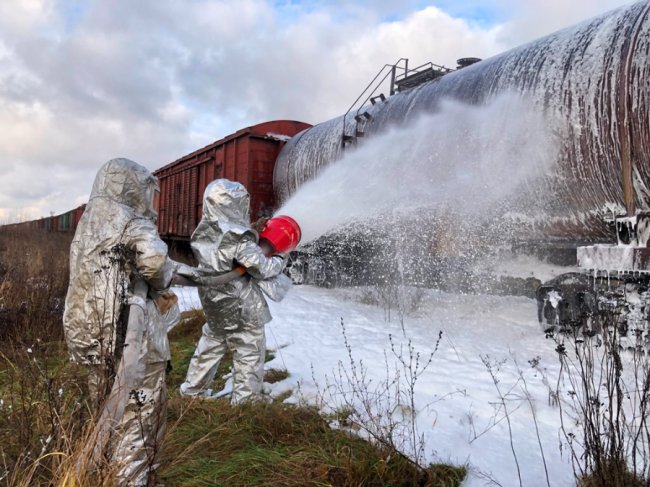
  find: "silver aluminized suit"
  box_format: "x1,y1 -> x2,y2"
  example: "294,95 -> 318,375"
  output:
180,179 -> 287,403
62,158 -> 177,486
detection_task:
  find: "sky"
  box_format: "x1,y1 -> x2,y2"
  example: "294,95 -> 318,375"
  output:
0,0 -> 633,223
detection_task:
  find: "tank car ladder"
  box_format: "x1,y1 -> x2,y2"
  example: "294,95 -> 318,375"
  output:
341,58 -> 453,148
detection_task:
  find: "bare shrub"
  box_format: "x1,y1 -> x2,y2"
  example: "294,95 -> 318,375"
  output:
544,309 -> 650,486
477,353 -> 551,487
312,319 -> 442,482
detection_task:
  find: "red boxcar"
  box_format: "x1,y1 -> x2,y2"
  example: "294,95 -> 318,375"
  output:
154,120 -> 311,241
71,204 -> 86,230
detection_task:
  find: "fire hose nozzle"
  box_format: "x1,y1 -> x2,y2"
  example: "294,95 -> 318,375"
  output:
258,215 -> 302,256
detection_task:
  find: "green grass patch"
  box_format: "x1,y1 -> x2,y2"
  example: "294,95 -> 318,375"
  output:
159,398 -> 466,487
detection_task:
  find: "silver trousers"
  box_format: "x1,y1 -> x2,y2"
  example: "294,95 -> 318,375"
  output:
113,361 -> 167,486
180,321 -> 265,404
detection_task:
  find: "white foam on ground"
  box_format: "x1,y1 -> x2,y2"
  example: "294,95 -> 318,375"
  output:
176,284 -> 576,486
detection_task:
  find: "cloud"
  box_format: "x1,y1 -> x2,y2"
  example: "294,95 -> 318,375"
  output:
493,0 -> 633,44
0,0 -> 632,221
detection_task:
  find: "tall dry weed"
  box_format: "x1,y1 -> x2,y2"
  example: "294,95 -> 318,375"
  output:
0,227 -> 102,485
0,227 -> 70,344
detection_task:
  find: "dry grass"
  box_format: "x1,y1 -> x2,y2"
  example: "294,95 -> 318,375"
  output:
577,458 -> 646,487
0,227 -> 102,486
0,227 -> 70,344
263,368 -> 289,384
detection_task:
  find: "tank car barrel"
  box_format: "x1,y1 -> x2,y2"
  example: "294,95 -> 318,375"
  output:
273,1 -> 650,241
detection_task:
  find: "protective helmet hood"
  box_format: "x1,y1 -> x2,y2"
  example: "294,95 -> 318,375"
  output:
202,179 -> 250,226
90,158 -> 159,219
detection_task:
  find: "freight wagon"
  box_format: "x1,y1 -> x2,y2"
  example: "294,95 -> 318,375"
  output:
153,120 -> 311,242
1,205 -> 86,234
1,120 -> 311,242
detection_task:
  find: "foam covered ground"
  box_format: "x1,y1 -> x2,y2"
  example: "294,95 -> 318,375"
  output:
173,282 -> 574,487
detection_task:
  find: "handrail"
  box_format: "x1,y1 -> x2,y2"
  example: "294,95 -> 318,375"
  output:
342,58 -> 408,147
395,61 -> 453,82
343,63 -> 397,117
341,58 -> 454,148
354,67 -> 395,119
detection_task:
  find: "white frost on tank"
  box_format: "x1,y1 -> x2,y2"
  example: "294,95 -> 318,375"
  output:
577,245 -> 640,272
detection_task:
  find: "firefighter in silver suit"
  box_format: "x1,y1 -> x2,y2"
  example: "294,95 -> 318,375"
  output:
63,158 -> 179,486
180,179 -> 288,404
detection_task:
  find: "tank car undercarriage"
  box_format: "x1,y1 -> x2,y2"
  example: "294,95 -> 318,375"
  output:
536,214 -> 650,351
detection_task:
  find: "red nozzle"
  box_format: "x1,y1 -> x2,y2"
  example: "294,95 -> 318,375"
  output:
259,215 -> 301,255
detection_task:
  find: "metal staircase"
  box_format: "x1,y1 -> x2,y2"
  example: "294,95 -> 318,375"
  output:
341,58 -> 453,148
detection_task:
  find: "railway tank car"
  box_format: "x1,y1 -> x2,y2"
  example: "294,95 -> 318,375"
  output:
273,1 -> 650,342
274,1 -> 650,243
153,120 -> 311,254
